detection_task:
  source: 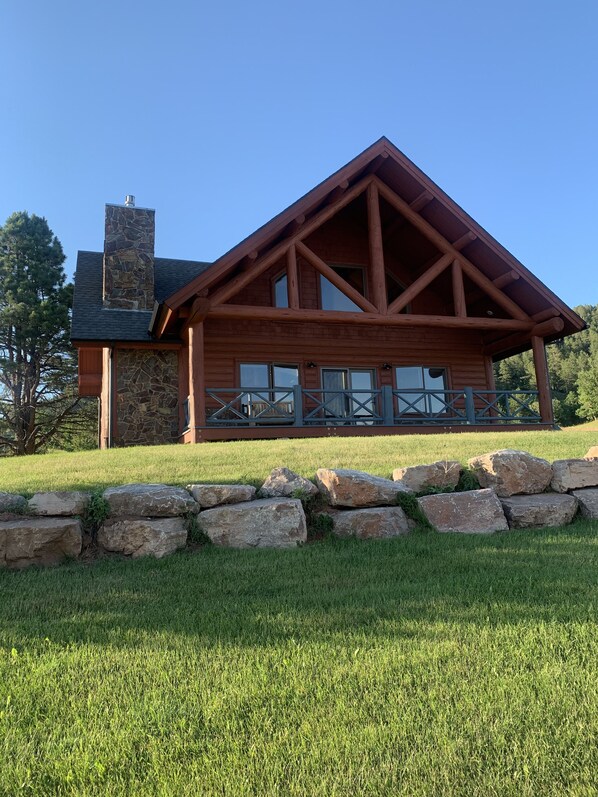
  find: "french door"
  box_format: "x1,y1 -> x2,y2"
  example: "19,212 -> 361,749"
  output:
321,368 -> 376,423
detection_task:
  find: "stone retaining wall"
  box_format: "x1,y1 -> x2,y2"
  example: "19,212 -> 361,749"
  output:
1,447 -> 597,568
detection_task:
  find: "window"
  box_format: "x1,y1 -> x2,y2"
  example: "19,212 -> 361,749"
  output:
320,265 -> 365,312
240,363 -> 299,421
273,273 -> 288,308
386,271 -> 410,311
395,366 -> 448,415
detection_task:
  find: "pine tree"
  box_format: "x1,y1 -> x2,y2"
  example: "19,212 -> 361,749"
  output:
0,211 -> 83,454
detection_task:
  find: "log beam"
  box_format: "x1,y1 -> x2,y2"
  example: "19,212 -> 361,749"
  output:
532,307 -> 560,323
383,189 -> 433,240
532,335 -> 554,424
387,252 -> 453,314
207,175 -> 374,307
325,180 -> 350,205
209,303 -> 533,331
466,270 -> 520,306
483,317 -> 564,357
295,241 -> 377,313
452,231 -> 477,251
373,177 -> 530,322
452,259 -> 467,318
366,182 -> 387,313
286,244 -> 300,309
188,322 -> 206,442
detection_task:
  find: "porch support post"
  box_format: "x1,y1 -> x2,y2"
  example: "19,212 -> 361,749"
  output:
188,321 -> 206,442
381,385 -> 394,426
531,335 -> 554,424
367,182 -> 387,313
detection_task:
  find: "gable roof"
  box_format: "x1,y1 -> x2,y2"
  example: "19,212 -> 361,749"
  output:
71,251 -> 211,342
159,136 -> 584,349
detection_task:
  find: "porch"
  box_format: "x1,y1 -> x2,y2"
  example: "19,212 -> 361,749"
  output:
181,386 -> 552,442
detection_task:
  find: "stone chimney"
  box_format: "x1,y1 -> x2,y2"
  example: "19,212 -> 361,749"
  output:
103,198 -> 155,310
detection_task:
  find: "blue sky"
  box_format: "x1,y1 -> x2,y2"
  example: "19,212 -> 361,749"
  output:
1,1 -> 596,307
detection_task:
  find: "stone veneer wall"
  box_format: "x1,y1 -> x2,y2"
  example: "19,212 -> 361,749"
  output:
115,350 -> 179,445
103,204 -> 155,310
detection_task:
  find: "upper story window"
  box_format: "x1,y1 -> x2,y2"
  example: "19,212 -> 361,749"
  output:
273,273 -> 288,308
320,265 -> 365,312
386,271 -> 410,310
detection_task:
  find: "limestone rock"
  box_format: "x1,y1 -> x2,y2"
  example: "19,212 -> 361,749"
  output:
467,449 -> 552,497
98,517 -> 187,558
570,488 -> 598,519
103,483 -> 198,517
584,446 -> 598,459
28,491 -> 90,516
260,467 -> 319,498
331,507 -> 410,540
0,517 -> 82,568
551,459 -> 598,492
0,492 -> 27,514
392,460 -> 461,492
418,489 -> 508,534
199,498 -> 306,548
500,494 -> 578,529
315,468 -> 412,507
187,483 -> 256,509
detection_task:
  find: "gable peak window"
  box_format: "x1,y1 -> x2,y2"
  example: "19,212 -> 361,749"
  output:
320,265 -> 365,312
273,273 -> 288,308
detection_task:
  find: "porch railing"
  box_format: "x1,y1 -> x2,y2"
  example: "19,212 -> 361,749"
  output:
202,386 -> 542,427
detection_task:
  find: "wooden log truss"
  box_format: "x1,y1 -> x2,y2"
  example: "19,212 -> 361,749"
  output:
170,172 -> 563,341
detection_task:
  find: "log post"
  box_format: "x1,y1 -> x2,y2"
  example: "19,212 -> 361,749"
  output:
367,182 -> 387,313
188,322 -> 206,442
531,335 -> 554,424
452,259 -> 467,317
286,244 -> 300,309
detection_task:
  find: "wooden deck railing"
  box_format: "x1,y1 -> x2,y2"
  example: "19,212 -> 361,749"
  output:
199,387 -> 542,428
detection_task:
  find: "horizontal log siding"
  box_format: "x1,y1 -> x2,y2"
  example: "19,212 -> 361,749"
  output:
203,319 -> 489,397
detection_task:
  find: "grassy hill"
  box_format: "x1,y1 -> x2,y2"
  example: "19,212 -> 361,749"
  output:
1,431 -> 597,794
1,427 -> 597,494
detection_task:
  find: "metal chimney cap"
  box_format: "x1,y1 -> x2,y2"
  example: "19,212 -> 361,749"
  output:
124,195 -> 135,207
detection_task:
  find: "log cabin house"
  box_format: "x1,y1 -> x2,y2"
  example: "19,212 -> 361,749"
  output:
71,137 -> 585,447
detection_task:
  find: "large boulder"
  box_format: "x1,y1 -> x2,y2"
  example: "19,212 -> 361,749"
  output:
500,494 -> 578,529
103,484 -> 198,517
187,484 -> 256,509
392,460 -> 461,492
331,507 -> 410,540
28,491 -> 90,516
584,446 -> 598,459
570,488 -> 598,519
98,517 -> 187,558
315,468 -> 412,507
551,459 -> 598,492
199,498 -> 306,548
0,518 -> 82,568
260,467 -> 319,498
418,489 -> 508,534
0,492 -> 27,514
467,449 -> 552,497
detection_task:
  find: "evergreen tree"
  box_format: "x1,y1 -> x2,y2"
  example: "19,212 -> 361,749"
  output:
0,211 -> 83,454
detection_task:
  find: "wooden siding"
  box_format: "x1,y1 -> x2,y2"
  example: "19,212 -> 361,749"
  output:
202,318 -> 489,394
78,347 -> 103,397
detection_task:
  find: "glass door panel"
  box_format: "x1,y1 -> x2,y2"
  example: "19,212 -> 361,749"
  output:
322,369 -> 348,419
321,368 -> 375,423
348,370 -> 375,420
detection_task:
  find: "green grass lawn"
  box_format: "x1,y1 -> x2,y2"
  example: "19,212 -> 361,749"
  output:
1,427 -> 597,494
1,523 -> 597,796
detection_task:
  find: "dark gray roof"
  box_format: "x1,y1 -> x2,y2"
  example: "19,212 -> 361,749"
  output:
71,251 -> 213,342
